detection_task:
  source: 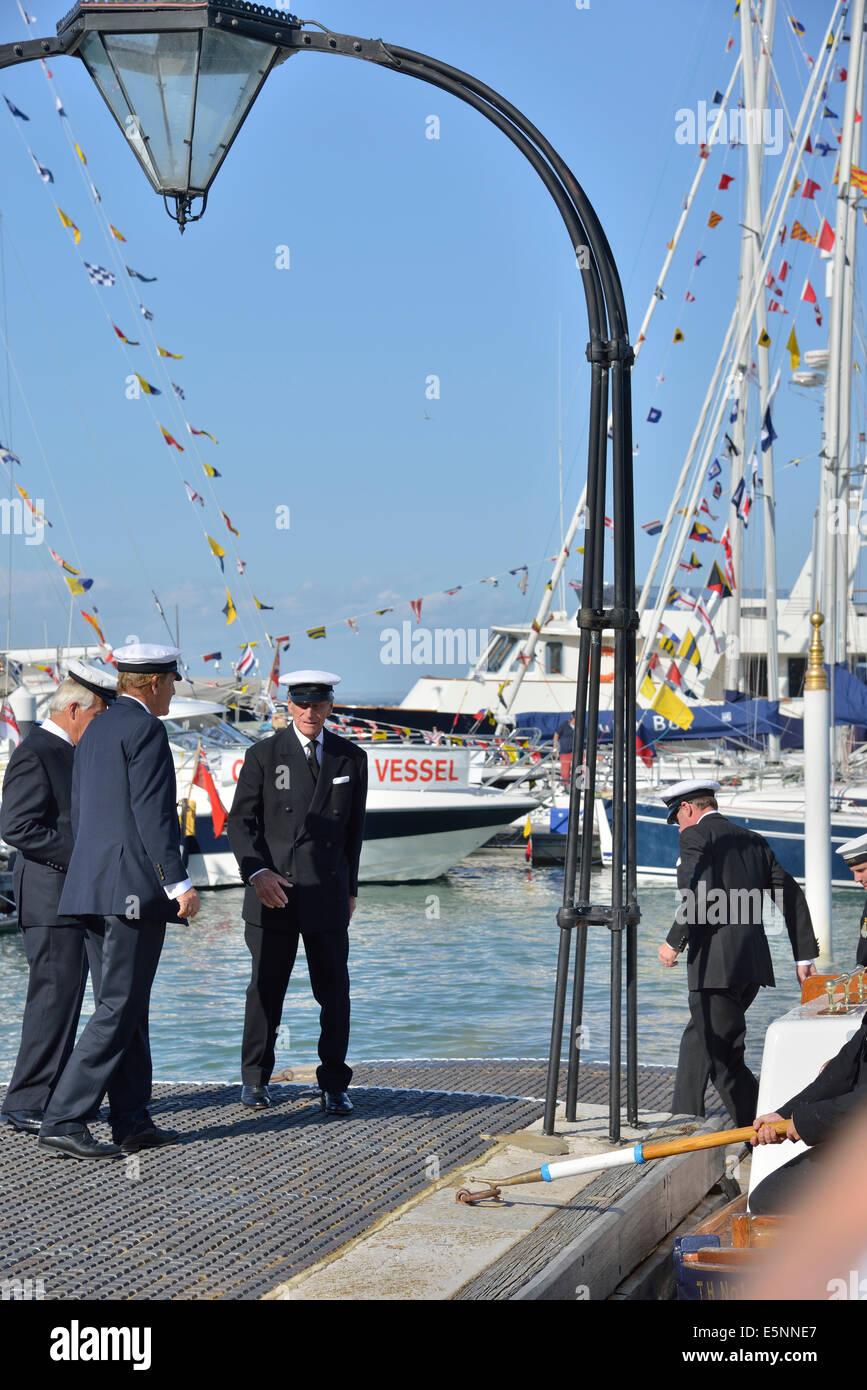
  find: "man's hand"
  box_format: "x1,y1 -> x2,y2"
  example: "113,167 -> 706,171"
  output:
252,869 -> 292,909
349,896 -> 357,920
750,1111 -> 800,1145
797,962 -> 817,986
177,887 -> 201,920
658,942 -> 679,967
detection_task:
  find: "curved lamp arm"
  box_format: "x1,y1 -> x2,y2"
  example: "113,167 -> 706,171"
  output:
0,8 -> 639,1139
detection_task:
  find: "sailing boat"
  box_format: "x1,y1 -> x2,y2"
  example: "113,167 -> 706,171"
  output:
618,0 -> 867,884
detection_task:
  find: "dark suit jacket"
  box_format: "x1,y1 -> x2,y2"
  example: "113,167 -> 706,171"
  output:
666,811 -> 818,990
58,696 -> 187,923
857,900 -> 867,968
0,725 -> 75,926
228,724 -> 367,931
779,1014 -> 867,1146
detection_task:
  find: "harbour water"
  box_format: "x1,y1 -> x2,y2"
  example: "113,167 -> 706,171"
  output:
0,851 -> 860,1086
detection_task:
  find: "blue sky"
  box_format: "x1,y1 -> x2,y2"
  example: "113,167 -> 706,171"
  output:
0,1 -> 859,698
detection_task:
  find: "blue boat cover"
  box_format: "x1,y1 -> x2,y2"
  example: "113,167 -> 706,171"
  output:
515,665 -> 867,749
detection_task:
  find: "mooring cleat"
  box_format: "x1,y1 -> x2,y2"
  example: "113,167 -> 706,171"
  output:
455,1184 -> 503,1205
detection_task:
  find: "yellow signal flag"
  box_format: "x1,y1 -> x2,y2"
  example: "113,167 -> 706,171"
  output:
639,674 -> 656,701
851,164 -> 867,196
651,683 -> 694,731
678,630 -> 701,667
202,463 -> 220,478
55,206 -> 80,244
223,589 -> 237,625
74,142 -> 87,166
157,346 -> 183,359
207,535 -> 226,566
64,575 -> 86,596
757,329 -> 771,348
786,325 -> 800,371
673,328 -> 684,343
109,224 -> 126,242
790,178 -> 801,198
523,814 -> 532,840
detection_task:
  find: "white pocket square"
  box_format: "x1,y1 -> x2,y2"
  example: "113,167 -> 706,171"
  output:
332,775 -> 350,784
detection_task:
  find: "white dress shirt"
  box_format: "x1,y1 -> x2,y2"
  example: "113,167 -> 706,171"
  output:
249,724 -> 323,882
41,717 -> 73,747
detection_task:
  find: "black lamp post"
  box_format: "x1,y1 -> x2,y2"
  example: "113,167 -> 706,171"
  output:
2,0 -> 640,1141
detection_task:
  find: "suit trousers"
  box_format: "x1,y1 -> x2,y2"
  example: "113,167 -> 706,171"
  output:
748,1147 -> 822,1215
242,920 -> 352,1093
2,924 -> 88,1115
671,982 -> 761,1127
40,916 -> 166,1138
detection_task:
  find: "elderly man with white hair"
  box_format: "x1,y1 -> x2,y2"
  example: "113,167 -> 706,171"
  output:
1,661 -> 116,1137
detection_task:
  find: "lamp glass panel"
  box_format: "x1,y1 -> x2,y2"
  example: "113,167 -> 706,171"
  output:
78,32 -> 161,189
99,31 -> 200,193
190,31 -> 276,192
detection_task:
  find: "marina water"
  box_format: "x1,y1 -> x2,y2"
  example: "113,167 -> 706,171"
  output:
0,853 -> 860,1085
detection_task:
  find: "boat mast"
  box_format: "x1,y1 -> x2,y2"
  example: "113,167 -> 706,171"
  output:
635,7 -> 845,695
635,59 -> 743,618
493,66 -> 745,733
725,0 -> 767,702
753,0 -> 782,758
830,11 -> 866,668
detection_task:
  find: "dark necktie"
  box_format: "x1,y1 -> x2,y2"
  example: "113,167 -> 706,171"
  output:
305,740 -> 319,783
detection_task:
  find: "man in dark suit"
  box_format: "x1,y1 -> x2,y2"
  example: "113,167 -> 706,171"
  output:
228,669 -> 367,1116
657,779 -> 818,1126
749,1010 -> 867,1213
1,661 -> 116,1135
835,832 -> 867,966
38,644 -> 200,1160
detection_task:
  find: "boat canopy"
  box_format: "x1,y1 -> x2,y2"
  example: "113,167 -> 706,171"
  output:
514,700 -> 786,743
515,666 -> 867,748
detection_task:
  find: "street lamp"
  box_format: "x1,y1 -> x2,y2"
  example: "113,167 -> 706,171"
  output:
2,0 -> 640,1141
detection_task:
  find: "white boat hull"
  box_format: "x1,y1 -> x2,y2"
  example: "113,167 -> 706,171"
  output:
183,787 -> 539,887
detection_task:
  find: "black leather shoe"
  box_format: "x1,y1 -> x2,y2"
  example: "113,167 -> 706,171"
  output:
38,1126 -> 122,1159
320,1090 -> 353,1116
241,1084 -> 273,1109
2,1110 -> 43,1135
117,1126 -> 179,1154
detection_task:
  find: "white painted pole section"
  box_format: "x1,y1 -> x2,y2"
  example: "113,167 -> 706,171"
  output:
541,1148 -> 640,1182
803,609 -> 832,965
